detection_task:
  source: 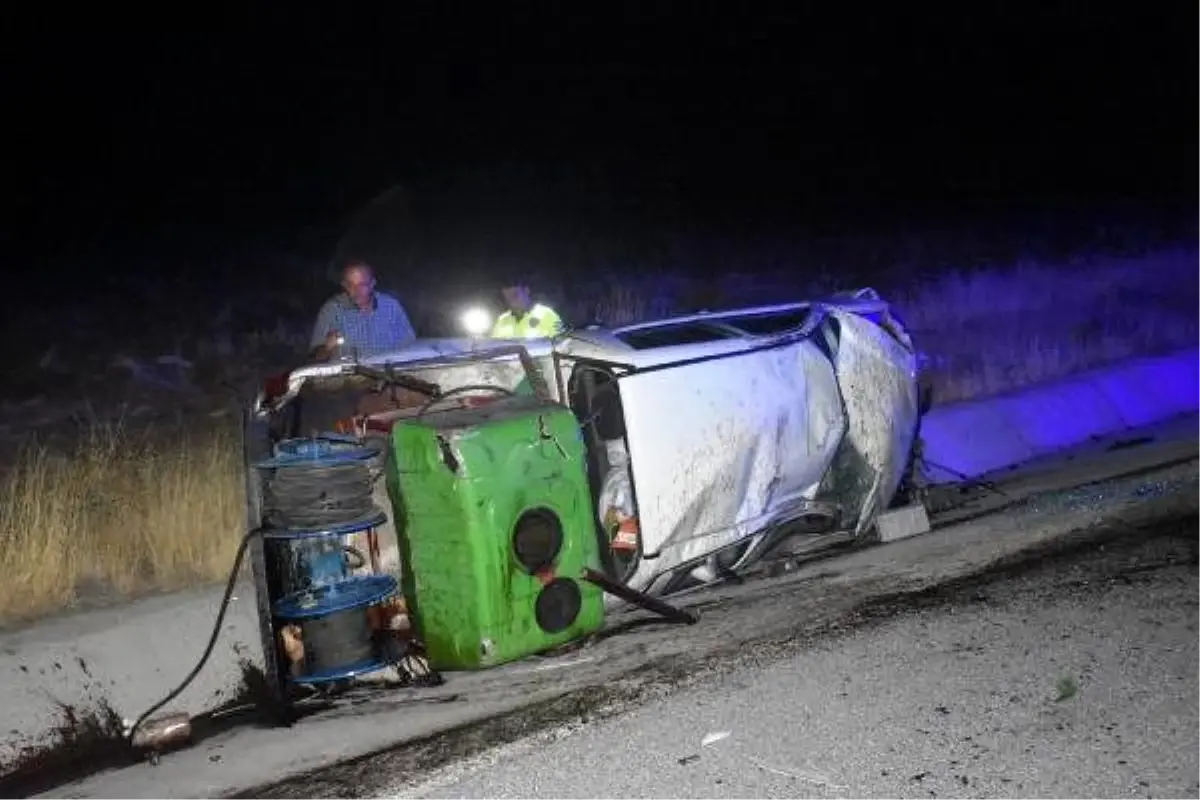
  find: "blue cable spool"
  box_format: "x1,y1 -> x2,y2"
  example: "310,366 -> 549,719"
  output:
254,433 -> 380,471
255,435 -> 385,576
274,575 -> 399,685
253,433 -> 400,686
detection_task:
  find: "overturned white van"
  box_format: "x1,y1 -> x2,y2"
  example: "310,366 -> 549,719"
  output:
255,289 -> 924,598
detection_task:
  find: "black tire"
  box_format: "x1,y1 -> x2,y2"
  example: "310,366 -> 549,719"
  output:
891,413 -> 926,508
917,370 -> 934,417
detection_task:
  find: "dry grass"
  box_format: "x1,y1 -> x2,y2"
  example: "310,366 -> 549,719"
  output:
0,424 -> 242,624
889,247 -> 1198,402
562,247 -> 1198,403
0,244 -> 1195,626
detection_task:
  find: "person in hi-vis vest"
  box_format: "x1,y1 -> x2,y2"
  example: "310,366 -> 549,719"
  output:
490,282 -> 565,338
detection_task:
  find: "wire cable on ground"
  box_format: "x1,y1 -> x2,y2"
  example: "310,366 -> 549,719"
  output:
125,527 -> 262,752
919,456 -> 1013,501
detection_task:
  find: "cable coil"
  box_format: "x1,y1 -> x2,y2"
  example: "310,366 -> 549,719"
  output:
262,460 -> 377,530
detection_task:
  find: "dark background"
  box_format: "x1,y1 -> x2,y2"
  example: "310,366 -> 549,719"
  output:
4,3 -> 1196,312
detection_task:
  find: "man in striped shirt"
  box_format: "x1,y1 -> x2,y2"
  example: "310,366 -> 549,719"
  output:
310,261 -> 417,362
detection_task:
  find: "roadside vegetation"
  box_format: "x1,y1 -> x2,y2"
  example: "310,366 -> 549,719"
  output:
0,238 -> 1194,625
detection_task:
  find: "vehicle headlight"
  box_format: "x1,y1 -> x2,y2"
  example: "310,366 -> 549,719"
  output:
461,307 -> 492,337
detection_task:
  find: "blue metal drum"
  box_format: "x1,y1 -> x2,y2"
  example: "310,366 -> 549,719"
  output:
273,575 -> 399,684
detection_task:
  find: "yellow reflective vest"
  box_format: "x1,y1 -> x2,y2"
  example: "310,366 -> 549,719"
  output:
490,303 -> 564,338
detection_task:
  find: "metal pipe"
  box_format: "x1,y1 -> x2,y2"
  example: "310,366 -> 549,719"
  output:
581,567 -> 698,625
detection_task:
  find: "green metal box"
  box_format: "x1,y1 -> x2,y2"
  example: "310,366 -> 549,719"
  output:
385,394 -> 605,670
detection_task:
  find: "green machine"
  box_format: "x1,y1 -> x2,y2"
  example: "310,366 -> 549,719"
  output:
385,392 -> 606,670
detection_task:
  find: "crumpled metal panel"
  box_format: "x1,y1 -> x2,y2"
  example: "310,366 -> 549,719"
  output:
395,354 -> 549,399
819,308 -> 920,536
614,336 -> 846,594
258,339 -> 561,416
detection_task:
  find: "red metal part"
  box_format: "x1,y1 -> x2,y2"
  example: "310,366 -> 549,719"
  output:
262,371 -> 290,404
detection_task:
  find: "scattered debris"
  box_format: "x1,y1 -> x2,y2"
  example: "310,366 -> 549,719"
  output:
0,655 -> 288,797
745,754 -> 848,790
0,699 -> 130,798
1108,436 -> 1153,452
518,656 -> 596,675
1055,673 -> 1079,701
701,730 -> 731,748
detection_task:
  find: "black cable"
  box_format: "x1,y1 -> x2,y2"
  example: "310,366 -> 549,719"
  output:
342,545 -> 366,571
919,456 -> 1013,500
352,364 -> 441,398
415,384 -> 517,419
262,461 -> 377,530
126,527 -> 262,751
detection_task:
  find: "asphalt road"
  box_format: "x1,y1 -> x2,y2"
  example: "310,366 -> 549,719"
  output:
31,435 -> 1198,800
386,515 -> 1199,800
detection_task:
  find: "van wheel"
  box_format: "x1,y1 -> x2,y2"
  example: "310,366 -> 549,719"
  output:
890,414 -> 926,509
917,372 -> 934,417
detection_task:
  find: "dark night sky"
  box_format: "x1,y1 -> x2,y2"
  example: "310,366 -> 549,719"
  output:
6,3 -> 1196,269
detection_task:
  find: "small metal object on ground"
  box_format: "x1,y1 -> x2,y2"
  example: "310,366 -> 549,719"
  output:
873,501 -> 932,543
130,712 -> 192,753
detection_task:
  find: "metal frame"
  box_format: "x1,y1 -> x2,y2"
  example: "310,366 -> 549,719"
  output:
241,405 -> 290,721
258,343 -> 554,418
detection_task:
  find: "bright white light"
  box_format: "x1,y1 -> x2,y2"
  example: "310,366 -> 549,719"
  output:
461,307 -> 493,337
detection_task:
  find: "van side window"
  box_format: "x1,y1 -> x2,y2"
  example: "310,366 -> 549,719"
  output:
617,323 -> 734,350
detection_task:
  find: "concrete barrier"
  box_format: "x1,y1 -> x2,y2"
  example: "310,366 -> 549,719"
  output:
917,397 -> 1038,480
920,347 -> 1199,483
0,581 -> 259,769
992,376 -> 1127,456
2,347 -> 1197,768
1084,351 -> 1200,429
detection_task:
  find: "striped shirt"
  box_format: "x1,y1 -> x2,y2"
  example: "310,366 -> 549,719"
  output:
310,291 -> 417,360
